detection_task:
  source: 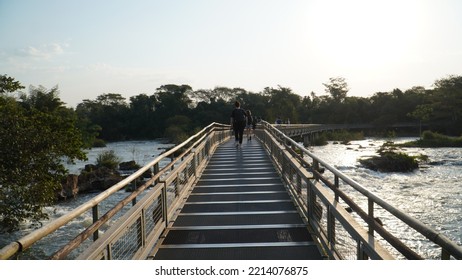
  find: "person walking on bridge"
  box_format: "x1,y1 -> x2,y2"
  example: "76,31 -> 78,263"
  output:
245,109 -> 254,141
230,101 -> 247,148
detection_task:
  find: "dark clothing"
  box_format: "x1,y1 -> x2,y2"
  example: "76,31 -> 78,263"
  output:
234,122 -> 246,144
246,114 -> 253,126
231,108 -> 247,144
231,108 -> 247,123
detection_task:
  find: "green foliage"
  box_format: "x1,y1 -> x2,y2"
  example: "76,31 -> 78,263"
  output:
96,150 -> 120,170
92,138 -> 107,147
67,74 -> 462,142
401,131 -> 462,147
0,83 -> 87,231
323,77 -> 349,103
0,74 -> 25,94
359,143 -> 419,172
76,93 -> 130,141
311,135 -> 329,146
323,130 -> 364,144
164,125 -> 189,144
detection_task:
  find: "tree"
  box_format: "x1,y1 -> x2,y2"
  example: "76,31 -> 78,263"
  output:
323,77 -> 349,103
0,81 -> 87,231
128,94 -> 158,139
0,74 -> 25,94
408,104 -> 433,138
164,115 -> 191,144
431,75 -> 462,134
154,85 -> 193,134
263,86 -> 301,123
76,93 -> 130,141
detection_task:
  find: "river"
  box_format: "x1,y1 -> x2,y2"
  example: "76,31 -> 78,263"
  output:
1,138 -> 461,259
308,137 -> 462,259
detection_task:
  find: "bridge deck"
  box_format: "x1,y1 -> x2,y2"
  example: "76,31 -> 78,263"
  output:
151,138 -> 323,260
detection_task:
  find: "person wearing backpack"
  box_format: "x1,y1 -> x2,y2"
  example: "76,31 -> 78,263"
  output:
230,101 -> 247,148
245,109 -> 253,141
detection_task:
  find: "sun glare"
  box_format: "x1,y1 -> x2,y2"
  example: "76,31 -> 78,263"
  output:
309,0 -> 423,70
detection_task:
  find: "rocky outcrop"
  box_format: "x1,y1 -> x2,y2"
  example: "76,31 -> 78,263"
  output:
359,151 -> 419,173
58,160 -> 153,199
119,160 -> 140,171
58,174 -> 79,200
77,166 -> 124,193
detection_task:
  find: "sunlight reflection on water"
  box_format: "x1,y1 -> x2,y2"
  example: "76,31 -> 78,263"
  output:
308,137 -> 462,259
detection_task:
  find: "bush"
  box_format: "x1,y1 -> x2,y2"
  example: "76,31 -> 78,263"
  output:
165,125 -> 189,144
96,150 -> 120,170
401,130 -> 462,147
324,130 -> 364,143
359,143 -> 419,172
92,138 -> 106,147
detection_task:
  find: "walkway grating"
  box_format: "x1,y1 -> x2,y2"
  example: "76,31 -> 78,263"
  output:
152,138 -> 323,260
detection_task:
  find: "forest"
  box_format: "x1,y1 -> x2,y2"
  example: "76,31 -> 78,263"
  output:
8,75 -> 462,146
76,75 -> 461,143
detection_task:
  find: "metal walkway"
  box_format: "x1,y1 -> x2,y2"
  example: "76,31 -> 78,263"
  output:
152,138 -> 323,260
2,122 -> 461,260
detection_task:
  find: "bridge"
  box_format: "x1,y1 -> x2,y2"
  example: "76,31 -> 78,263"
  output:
1,122 -> 461,260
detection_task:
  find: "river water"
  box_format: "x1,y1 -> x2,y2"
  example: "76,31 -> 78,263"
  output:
0,140 -> 174,259
1,138 -> 461,259
307,137 -> 462,259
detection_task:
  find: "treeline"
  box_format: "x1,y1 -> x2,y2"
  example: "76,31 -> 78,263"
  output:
3,74 -> 462,146
74,75 -> 462,145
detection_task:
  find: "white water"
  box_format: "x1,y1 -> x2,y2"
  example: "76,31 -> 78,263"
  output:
308,138 -> 462,259
1,138 -> 461,259
0,140 -> 174,259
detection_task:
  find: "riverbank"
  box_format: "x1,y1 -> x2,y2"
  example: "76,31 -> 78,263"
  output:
399,131 -> 462,148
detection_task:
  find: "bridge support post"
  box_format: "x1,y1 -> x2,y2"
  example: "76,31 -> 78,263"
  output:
303,134 -> 310,147
92,206 -> 99,241
153,163 -> 160,184
161,183 -> 168,228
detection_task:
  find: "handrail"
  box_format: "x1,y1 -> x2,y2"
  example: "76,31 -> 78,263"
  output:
259,120 -> 462,259
2,120 -> 460,260
0,122 -> 230,260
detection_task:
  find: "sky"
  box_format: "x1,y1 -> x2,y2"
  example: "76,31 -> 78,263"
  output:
1,0 -> 462,108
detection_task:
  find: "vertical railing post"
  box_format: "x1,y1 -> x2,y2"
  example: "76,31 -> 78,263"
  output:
441,248 -> 450,260
308,182 -> 315,223
139,210 -> 146,249
296,173 -> 302,195
334,175 -> 339,201
161,183 -> 168,228
132,178 -> 137,206
357,241 -> 364,260
327,175 -> 339,248
313,159 -> 319,181
153,163 -> 160,184
281,153 -> 286,178
192,152 -> 197,178
92,205 -> 99,241
368,198 -> 374,236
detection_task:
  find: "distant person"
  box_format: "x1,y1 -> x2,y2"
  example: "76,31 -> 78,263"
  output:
230,101 -> 247,148
245,110 -> 253,141
275,117 -> 282,125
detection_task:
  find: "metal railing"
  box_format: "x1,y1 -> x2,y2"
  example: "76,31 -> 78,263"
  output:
0,122 -> 230,260
2,120 -> 461,260
256,121 -> 462,260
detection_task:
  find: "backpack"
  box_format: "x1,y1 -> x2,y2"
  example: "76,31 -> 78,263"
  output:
247,114 -> 253,125
232,108 -> 246,123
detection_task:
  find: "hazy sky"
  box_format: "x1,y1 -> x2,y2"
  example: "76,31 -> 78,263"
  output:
1,0 -> 461,107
